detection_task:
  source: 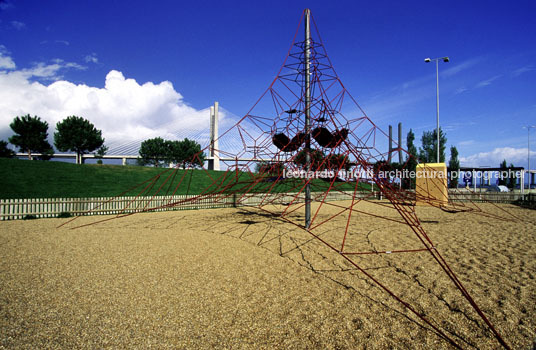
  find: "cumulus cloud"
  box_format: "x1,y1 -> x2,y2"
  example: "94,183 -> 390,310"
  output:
460,147 -> 535,167
0,45 -> 15,69
0,51 -> 233,154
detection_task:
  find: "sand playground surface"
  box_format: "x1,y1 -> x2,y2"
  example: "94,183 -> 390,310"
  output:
1,200 -> 535,349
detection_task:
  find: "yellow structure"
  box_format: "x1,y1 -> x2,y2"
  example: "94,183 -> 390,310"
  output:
415,163 -> 448,206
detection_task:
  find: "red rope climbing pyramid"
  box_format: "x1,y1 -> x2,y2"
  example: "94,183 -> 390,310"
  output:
61,9 -> 519,349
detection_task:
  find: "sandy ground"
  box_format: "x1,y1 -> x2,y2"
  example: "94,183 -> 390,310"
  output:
1,200 -> 535,349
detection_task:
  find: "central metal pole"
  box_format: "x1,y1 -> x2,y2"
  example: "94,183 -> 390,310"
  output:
304,8 -> 312,229
435,59 -> 440,163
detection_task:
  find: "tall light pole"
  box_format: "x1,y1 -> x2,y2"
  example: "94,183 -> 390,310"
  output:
523,125 -> 536,189
425,56 -> 449,163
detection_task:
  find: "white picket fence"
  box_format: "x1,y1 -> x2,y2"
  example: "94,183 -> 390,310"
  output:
0,191 -> 367,221
2,190 -> 529,221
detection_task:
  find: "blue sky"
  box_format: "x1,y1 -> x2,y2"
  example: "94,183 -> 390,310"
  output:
0,0 -> 535,167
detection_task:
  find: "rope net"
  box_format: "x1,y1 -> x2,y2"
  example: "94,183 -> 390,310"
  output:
60,9 -> 523,349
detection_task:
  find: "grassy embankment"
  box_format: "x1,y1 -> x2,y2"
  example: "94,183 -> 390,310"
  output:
0,158 -> 364,199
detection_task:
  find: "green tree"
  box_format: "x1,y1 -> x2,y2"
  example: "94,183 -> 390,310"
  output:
406,129 -> 418,160
9,114 -> 54,160
448,146 -> 460,188
498,159 -> 507,186
36,145 -> 54,160
418,130 -> 433,163
326,153 -> 351,172
167,138 -> 205,169
138,137 -> 170,167
405,129 -> 418,189
255,161 -> 285,175
373,160 -> 394,182
0,140 -> 15,158
94,145 -> 109,165
294,149 -> 325,171
508,163 -> 516,189
54,116 -> 105,164
418,128 -> 447,163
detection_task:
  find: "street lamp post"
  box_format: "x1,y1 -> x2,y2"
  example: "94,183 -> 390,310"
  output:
523,125 -> 536,189
425,56 -> 449,163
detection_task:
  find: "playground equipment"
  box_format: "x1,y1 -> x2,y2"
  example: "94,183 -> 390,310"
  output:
61,9 -> 522,349
416,163 -> 448,206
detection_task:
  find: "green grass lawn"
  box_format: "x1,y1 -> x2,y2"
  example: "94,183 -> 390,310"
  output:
0,158 -> 367,199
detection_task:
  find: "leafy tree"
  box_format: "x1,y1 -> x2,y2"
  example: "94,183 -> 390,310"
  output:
138,137 -> 205,168
508,163 -> 516,189
405,129 -> 418,189
418,127 -> 447,163
498,160 -> 517,188
448,146 -> 460,188
138,137 -> 170,167
9,114 -> 54,160
498,159 -> 508,186
406,129 -> 418,161
54,116 -> 105,164
94,145 -> 108,165
94,145 -> 108,158
255,161 -> 285,175
418,131 -> 433,163
292,150 -> 351,174
372,160 -> 396,186
167,138 -> 205,169
326,153 -> 351,172
0,140 -> 15,158
294,149 -> 326,171
36,145 -> 54,160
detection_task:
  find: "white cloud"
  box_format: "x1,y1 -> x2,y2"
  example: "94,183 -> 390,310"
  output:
441,57 -> 482,78
10,20 -> 25,30
360,78 -> 432,122
460,147 -> 535,167
39,40 -> 70,46
0,51 -> 231,154
512,65 -> 534,77
361,57 -> 486,122
457,140 -> 475,147
15,59 -> 86,81
454,86 -> 468,95
55,40 -> 70,46
0,45 -> 15,69
442,121 -> 477,132
475,75 -> 502,88
84,53 -> 98,64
